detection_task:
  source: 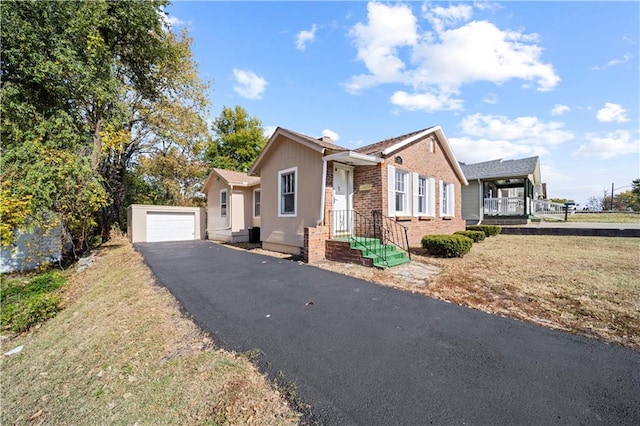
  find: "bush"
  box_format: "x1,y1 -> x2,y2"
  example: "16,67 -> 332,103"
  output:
466,225 -> 502,237
454,230 -> 485,242
421,234 -> 473,258
7,293 -> 62,332
0,272 -> 65,332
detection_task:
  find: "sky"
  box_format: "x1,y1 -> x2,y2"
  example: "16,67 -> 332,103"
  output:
165,1 -> 639,205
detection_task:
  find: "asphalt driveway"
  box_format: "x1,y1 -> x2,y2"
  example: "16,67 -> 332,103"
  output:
136,240 -> 640,425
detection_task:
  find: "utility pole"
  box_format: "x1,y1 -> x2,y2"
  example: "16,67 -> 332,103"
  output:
611,182 -> 615,211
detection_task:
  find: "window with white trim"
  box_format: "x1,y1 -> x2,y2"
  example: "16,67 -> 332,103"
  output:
412,174 -> 436,217
253,190 -> 261,217
440,181 -> 455,217
220,190 -> 227,217
395,169 -> 410,214
417,176 -> 427,214
278,167 -> 297,216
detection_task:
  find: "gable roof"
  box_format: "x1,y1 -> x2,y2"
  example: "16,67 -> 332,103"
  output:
459,156 -> 540,180
248,125 -> 468,185
249,127 -> 347,176
357,125 -> 467,185
355,127 -> 433,155
202,167 -> 260,193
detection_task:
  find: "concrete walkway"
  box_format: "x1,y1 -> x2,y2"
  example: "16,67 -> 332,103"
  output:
137,241 -> 640,425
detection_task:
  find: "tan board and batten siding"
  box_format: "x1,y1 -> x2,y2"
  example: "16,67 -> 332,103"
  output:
258,135 -> 324,255
127,205 -> 205,243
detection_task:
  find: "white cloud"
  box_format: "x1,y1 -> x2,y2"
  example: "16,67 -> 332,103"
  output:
450,136 -> 549,164
424,4 -> 473,33
390,90 -> 463,112
591,53 -> 633,70
596,103 -> 629,123
573,130 -> 640,159
551,104 -> 570,116
322,129 -> 340,142
296,24 -> 317,51
346,2 -> 560,111
460,113 -> 574,145
263,126 -> 277,139
346,2 -> 418,93
483,93 -> 498,104
232,69 -> 268,100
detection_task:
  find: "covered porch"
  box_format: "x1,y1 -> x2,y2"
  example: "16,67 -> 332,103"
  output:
482,177 -> 536,217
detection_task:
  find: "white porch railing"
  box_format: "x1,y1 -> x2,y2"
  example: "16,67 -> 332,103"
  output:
484,197 -> 525,216
531,200 -> 566,221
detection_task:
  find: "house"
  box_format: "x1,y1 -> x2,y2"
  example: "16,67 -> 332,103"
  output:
459,156 -> 549,225
246,126 -> 468,267
202,168 -> 261,243
1,218 -> 63,273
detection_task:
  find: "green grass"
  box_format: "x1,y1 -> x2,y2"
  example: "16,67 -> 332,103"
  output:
567,212 -> 640,223
0,236 -> 298,425
1,272 -> 66,332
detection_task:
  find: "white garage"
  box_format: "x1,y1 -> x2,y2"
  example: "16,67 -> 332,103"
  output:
127,205 -> 206,243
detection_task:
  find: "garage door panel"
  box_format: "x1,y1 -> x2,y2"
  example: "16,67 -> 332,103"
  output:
147,212 -> 195,242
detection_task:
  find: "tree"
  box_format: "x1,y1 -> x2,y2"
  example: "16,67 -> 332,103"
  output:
1,0 -> 212,248
205,106 -> 268,172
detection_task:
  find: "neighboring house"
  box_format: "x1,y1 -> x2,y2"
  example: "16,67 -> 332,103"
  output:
1,219 -> 63,273
248,126 -> 468,267
202,168 -> 261,243
459,156 -> 549,225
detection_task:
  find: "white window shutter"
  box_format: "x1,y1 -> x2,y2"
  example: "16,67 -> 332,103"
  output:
449,184 -> 455,217
439,180 -> 444,217
429,178 -> 436,216
387,165 -> 395,216
412,173 -> 418,216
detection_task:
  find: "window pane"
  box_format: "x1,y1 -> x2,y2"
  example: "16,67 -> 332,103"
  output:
283,194 -> 294,213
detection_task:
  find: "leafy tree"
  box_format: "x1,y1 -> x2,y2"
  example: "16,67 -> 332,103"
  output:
1,0 -> 211,246
205,106 -> 268,172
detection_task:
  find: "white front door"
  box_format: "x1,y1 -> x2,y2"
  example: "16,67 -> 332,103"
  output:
333,165 -> 353,236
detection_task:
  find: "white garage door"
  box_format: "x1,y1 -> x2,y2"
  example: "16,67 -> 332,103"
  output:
146,212 -> 195,242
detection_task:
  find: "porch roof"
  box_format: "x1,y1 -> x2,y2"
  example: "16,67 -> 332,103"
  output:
323,151 -> 382,166
460,156 -> 540,181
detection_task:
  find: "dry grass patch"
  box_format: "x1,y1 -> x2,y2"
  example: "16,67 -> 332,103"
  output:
567,213 -> 640,223
316,236 -> 640,350
0,235 -> 298,425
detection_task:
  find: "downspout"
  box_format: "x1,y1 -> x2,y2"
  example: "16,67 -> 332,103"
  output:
475,179 -> 483,225
317,156 -> 328,226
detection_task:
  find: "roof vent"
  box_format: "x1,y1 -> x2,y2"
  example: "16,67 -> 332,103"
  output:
319,136 -> 332,143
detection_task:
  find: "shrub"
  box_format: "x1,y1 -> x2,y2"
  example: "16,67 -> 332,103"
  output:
7,293 -> 62,332
0,272 -> 65,332
421,234 -> 473,258
466,225 -> 502,237
454,230 -> 486,242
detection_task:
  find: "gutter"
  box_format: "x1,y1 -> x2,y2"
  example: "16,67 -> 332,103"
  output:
475,178 -> 483,225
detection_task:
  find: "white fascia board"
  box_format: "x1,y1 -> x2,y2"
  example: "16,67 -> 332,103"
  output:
322,151 -> 382,165
248,127 -> 325,176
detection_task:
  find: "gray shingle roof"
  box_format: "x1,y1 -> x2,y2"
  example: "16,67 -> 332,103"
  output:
459,156 -> 539,180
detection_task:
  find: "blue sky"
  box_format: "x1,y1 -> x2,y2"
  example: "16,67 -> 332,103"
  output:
166,1 -> 639,204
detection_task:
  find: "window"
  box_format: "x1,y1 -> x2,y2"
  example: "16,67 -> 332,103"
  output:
412,174 -> 436,217
440,181 -> 455,217
387,165 -> 410,216
417,177 -> 427,214
254,190 -> 261,217
395,169 -> 408,213
220,190 -> 227,217
278,167 -> 297,216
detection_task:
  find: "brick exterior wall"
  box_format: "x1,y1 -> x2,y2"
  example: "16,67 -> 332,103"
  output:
325,240 -> 374,267
302,225 -> 330,263
352,134 -> 466,247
